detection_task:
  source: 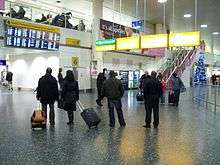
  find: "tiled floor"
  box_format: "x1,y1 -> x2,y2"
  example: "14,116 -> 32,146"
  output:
0,88 -> 220,165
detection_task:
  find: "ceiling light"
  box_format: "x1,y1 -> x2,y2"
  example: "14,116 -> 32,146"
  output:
184,14 -> 192,18
158,0 -> 167,3
201,24 -> 208,28
212,32 -> 219,35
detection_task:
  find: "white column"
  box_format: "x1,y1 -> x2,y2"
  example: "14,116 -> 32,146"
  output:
92,0 -> 104,73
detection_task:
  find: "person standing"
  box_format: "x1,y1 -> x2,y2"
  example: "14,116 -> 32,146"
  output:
37,68 -> 59,125
61,70 -> 79,125
6,71 -> 13,91
58,68 -> 64,88
143,71 -> 162,128
139,71 -> 151,90
171,72 -> 185,106
102,71 -> 126,127
96,68 -> 107,106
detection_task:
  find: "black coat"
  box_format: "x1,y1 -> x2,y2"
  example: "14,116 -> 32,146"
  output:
139,75 -> 151,89
143,78 -> 162,100
61,80 -> 79,111
37,74 -> 59,104
97,72 -> 106,89
102,77 -> 124,100
6,72 -> 13,82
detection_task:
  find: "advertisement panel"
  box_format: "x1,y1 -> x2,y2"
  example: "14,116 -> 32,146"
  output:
169,31 -> 200,47
100,19 -> 139,39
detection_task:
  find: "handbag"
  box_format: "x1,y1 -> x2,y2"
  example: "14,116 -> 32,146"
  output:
136,90 -> 144,101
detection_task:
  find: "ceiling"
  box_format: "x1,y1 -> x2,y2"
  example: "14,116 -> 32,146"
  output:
9,0 -> 220,53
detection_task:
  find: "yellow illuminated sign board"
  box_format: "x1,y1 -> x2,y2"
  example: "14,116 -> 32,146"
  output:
65,38 -> 80,46
169,31 -> 200,47
141,34 -> 168,48
116,36 -> 140,50
6,19 -> 60,33
96,44 -> 115,51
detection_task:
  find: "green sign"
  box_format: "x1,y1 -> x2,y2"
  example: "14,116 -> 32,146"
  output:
96,39 -> 116,46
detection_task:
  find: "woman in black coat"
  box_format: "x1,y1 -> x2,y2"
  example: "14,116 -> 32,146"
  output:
61,70 -> 79,125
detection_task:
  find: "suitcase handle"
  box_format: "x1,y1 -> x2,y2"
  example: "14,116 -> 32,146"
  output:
76,101 -> 85,112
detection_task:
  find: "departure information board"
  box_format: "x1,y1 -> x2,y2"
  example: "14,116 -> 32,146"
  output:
5,19 -> 60,51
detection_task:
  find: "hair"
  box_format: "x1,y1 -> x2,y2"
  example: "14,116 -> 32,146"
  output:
59,68 -> 62,73
173,72 -> 177,77
109,70 -> 115,77
46,67 -> 52,74
151,71 -> 157,79
103,68 -> 107,73
66,70 -> 75,81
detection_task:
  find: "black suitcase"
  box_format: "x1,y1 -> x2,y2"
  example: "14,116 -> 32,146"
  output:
77,101 -> 101,129
136,90 -> 144,101
168,91 -> 175,104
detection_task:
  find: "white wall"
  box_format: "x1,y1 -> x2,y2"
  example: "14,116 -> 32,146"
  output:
8,52 -> 59,89
59,46 -> 91,90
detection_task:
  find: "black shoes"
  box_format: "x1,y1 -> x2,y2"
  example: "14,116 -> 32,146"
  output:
143,125 -> 151,128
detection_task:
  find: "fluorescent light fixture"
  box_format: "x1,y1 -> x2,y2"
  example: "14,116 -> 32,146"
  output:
158,0 -> 167,3
212,32 -> 219,35
184,14 -> 192,18
201,24 -> 208,28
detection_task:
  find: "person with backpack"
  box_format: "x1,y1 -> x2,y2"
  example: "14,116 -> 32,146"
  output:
171,72 -> 185,106
6,71 -> 13,91
61,70 -> 79,125
102,71 -> 126,127
96,68 -> 107,106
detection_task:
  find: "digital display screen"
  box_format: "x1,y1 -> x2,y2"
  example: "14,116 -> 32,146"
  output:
5,26 -> 60,51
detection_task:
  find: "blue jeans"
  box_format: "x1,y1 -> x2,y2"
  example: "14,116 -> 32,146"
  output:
107,99 -> 126,127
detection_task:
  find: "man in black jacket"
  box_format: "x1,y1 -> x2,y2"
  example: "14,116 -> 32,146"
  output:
96,68 -> 107,106
102,71 -> 126,127
139,71 -> 151,89
37,68 -> 59,125
143,71 -> 162,128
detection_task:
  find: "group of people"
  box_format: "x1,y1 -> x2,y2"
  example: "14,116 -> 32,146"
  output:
6,7 -> 28,20
37,68 -> 79,125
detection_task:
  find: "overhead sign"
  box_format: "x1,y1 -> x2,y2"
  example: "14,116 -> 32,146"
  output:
6,19 -> 60,33
96,44 -> 115,52
96,39 -> 116,46
0,60 -> 6,66
132,20 -> 144,32
169,31 -> 200,47
141,34 -> 168,48
116,36 -> 140,50
65,38 -> 80,46
71,57 -> 79,67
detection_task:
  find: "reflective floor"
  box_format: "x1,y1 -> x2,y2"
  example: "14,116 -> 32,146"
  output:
0,88 -> 220,165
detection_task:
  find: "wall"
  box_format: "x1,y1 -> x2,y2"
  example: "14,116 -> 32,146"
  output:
8,51 -> 59,89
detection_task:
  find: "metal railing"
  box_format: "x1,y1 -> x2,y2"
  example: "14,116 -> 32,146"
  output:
193,83 -> 220,112
3,0 -> 92,32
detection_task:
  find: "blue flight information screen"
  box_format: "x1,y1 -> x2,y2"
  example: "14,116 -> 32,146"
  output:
5,26 -> 60,51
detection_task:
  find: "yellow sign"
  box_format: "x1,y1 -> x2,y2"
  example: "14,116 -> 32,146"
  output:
116,36 -> 140,50
71,57 -> 79,67
6,19 -> 60,33
65,38 -> 80,46
96,44 -> 115,51
169,31 -> 200,47
141,34 -> 168,48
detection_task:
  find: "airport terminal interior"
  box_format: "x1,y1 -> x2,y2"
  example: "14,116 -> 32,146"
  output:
0,0 -> 220,164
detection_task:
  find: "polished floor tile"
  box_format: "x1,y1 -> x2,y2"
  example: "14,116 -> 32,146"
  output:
0,88 -> 220,165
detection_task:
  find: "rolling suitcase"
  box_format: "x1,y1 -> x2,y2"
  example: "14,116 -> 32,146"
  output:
31,102 -> 46,129
77,101 -> 101,129
168,91 -> 175,104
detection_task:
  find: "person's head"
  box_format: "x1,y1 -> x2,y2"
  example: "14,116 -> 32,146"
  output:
59,68 -> 62,73
145,71 -> 149,76
173,72 -> 177,78
66,70 -> 75,81
109,70 -> 115,78
46,67 -> 52,75
151,71 -> 157,79
80,20 -> 84,24
103,68 -> 107,74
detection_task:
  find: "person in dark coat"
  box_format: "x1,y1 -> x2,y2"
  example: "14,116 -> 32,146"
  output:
96,68 -> 107,106
102,71 -> 126,127
143,71 -> 162,128
139,71 -> 151,89
6,71 -> 13,91
37,68 -> 59,125
61,70 -> 79,125
58,68 -> 64,88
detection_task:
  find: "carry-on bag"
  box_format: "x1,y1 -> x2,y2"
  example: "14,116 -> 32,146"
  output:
168,91 -> 175,104
77,101 -> 101,129
136,90 -> 144,101
31,102 -> 46,129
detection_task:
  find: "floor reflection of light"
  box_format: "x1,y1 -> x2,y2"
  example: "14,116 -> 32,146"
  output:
127,91 -> 134,108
